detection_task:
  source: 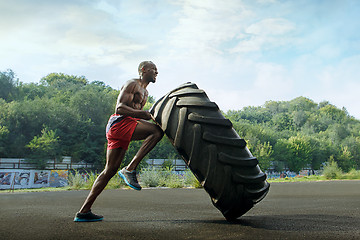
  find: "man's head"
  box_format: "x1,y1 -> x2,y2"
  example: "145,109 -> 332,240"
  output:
138,61 -> 158,82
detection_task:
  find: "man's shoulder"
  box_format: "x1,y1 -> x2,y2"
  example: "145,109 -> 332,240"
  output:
122,79 -> 140,90
125,78 -> 140,85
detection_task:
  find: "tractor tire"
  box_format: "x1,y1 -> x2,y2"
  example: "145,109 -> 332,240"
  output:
150,82 -> 270,221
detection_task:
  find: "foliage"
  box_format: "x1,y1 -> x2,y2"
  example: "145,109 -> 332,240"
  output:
226,96 -> 360,173
67,170 -> 86,189
162,159 -> 174,169
65,168 -> 203,190
40,73 -> 87,88
26,128 -> 60,169
139,167 -> 166,187
183,169 -> 202,188
247,140 -> 273,170
139,167 -> 201,188
323,158 -> 343,180
1,69 -> 360,174
0,70 -> 119,167
344,169 -> 360,179
67,170 -> 126,190
0,125 -> 9,154
0,70 -> 19,101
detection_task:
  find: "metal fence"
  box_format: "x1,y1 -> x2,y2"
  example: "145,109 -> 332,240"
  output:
0,158 -> 187,171
0,158 -> 102,170
145,159 -> 188,171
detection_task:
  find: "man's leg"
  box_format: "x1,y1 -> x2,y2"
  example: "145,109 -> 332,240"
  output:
78,147 -> 126,214
126,120 -> 163,171
118,120 -> 163,190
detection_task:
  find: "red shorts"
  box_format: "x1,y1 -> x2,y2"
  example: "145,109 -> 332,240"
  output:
106,115 -> 139,150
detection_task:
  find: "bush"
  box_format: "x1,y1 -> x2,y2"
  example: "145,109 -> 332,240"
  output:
67,168 -> 204,189
140,167 -> 166,187
183,169 -> 202,188
68,170 -> 86,189
139,167 -> 202,188
83,171 -> 98,189
106,173 -> 126,189
166,174 -> 184,188
344,169 -> 360,180
68,170 -> 126,190
323,160 -> 342,180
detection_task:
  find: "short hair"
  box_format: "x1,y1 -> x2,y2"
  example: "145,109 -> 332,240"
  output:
138,61 -> 154,76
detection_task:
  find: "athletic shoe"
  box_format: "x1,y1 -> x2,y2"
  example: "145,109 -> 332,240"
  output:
119,167 -> 142,191
73,211 -> 103,222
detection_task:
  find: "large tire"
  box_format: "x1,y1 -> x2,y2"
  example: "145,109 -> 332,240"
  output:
150,82 -> 270,220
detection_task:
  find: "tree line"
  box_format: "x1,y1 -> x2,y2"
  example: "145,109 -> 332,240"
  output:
225,97 -> 360,173
0,69 -> 176,169
1,69 -> 359,172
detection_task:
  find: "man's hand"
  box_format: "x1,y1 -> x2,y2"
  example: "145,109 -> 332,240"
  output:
116,103 -> 152,120
141,111 -> 152,120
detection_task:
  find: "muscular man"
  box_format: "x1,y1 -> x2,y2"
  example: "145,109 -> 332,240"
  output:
74,61 -> 163,222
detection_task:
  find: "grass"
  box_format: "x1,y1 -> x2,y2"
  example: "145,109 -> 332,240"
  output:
66,167 -> 203,190
2,167 -> 359,193
139,167 -> 202,188
268,170 -> 360,183
67,170 -> 127,190
268,175 -> 326,183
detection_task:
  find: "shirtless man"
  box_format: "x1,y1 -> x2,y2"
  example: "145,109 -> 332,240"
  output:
74,61 -> 163,222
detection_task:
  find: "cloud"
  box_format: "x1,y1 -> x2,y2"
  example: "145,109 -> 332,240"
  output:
0,1 -> 149,83
231,18 -> 296,53
0,0 -> 359,119
167,0 -> 253,55
310,54 -> 360,117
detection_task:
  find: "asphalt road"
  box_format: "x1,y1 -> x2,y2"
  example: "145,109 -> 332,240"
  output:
1,181 -> 359,240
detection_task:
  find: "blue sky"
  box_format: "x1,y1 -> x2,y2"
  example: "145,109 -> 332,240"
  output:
1,0 -> 359,118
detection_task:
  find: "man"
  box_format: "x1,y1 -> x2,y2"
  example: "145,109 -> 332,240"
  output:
74,61 -> 163,222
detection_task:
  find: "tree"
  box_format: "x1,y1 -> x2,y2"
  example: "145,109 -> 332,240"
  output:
69,84 -> 116,125
0,125 -> 9,155
274,135 -> 313,173
337,146 -> 355,172
319,104 -> 347,123
264,100 -> 288,115
289,96 -> 317,112
16,82 -> 47,101
272,112 -> 293,131
287,135 -> 314,172
247,140 -> 273,171
26,128 -> 60,169
0,69 -> 18,101
342,136 -> 360,169
40,73 -> 87,88
292,110 -> 309,130
273,139 -> 292,171
2,69 -> 360,174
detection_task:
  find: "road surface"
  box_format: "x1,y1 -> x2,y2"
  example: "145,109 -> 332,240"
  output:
1,180 -> 359,239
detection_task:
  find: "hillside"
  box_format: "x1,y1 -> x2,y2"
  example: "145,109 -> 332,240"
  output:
225,97 -> 360,172
1,70 -> 359,172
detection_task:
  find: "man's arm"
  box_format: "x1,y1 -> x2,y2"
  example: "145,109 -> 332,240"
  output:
115,81 -> 151,120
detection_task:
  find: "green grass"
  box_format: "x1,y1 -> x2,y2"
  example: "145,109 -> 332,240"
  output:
268,170 -> 360,183
67,170 -> 127,190
2,167 -> 359,193
0,187 -> 73,193
268,175 -> 326,183
139,167 -> 202,188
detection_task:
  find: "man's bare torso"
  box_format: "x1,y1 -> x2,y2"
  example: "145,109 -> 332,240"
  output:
117,79 -> 148,112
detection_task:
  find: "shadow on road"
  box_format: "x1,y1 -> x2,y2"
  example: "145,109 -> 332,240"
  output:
239,214 -> 359,232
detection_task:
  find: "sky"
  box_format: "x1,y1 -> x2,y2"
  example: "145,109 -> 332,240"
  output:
1,0 -> 360,118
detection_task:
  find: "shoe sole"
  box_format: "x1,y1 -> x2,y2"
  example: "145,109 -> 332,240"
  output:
73,217 -> 103,222
118,171 -> 141,191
